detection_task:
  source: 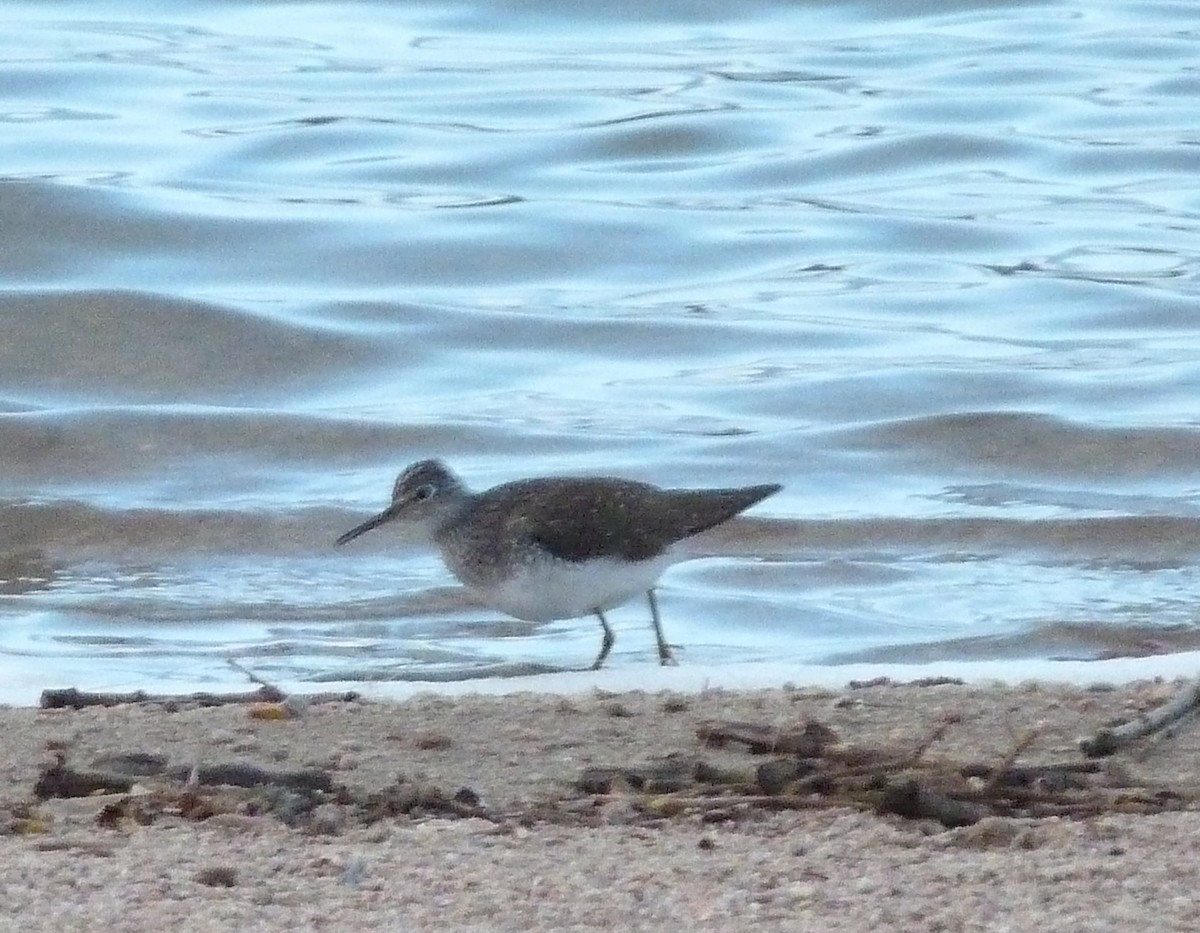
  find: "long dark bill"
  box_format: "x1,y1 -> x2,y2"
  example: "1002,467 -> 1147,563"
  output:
335,501 -> 403,546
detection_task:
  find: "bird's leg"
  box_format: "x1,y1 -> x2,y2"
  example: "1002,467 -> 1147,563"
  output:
591,609 -> 615,670
647,589 -> 675,665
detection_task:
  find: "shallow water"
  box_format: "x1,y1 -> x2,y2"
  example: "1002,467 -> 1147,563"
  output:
2,0 -> 1200,696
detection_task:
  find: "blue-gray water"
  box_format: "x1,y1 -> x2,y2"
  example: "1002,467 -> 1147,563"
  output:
3,0 -> 1200,698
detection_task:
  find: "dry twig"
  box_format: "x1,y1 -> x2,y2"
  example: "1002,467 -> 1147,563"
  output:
1081,678 -> 1200,757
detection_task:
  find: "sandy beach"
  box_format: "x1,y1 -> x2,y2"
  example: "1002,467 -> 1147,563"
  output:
3,677 -> 1200,931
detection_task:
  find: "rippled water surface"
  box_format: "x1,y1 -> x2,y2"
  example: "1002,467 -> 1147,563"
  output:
3,0 -> 1200,698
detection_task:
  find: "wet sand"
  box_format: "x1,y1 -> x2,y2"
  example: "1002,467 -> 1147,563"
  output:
4,679 -> 1200,931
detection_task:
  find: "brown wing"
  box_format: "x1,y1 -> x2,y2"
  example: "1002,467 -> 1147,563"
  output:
479,478 -> 780,563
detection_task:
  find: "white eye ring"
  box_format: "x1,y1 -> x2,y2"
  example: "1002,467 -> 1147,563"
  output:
413,483 -> 435,500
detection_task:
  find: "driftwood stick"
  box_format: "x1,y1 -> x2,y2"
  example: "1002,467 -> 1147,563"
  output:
34,753 -> 135,799
961,761 -> 1102,782
167,762 -> 334,792
695,719 -> 837,756
903,714 -> 961,766
40,685 -> 283,709
39,685 -> 359,710
982,728 -> 1041,794
878,779 -> 990,828
638,793 -> 840,813
1081,677 -> 1200,757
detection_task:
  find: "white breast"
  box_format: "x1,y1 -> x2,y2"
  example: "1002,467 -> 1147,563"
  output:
467,552 -> 679,622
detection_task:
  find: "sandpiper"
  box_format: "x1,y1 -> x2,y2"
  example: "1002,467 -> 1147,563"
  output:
335,459 -> 781,669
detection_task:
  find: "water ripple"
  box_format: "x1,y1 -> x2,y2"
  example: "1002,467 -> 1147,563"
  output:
2,0 -> 1199,692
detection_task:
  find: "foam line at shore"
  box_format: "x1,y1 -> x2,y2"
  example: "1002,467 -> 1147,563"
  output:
4,652 -> 1199,708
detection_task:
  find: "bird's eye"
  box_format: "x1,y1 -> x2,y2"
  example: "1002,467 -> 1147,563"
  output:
414,484 -> 435,501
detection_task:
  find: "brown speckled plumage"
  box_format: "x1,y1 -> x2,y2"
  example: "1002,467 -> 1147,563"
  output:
440,476 -> 779,585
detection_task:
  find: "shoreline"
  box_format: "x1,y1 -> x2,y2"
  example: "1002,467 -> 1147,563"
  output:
6,648 -> 1200,708
4,677 -> 1200,930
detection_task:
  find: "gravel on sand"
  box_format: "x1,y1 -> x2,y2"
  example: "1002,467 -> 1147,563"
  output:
3,679 -> 1200,932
